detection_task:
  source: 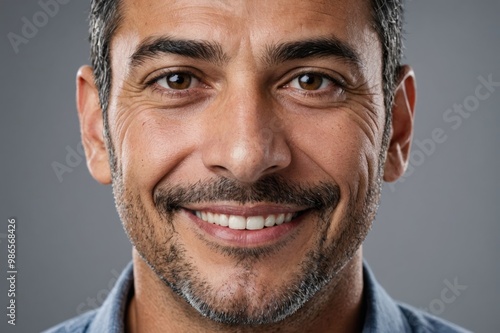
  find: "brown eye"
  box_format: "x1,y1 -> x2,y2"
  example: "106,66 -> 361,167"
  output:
165,73 -> 192,90
156,72 -> 200,91
297,73 -> 325,90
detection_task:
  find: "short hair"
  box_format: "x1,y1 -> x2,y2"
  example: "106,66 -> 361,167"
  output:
89,0 -> 404,149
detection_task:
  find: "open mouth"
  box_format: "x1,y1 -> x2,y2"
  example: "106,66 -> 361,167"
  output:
191,210 -> 304,230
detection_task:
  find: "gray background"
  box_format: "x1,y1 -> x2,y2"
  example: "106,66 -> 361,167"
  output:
1,0 -> 499,332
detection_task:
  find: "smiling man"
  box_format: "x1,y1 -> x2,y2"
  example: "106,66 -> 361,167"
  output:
44,0 -> 469,332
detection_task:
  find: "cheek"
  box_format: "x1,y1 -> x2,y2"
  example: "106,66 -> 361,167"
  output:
289,111 -> 381,246
289,111 -> 380,195
113,107 -> 200,192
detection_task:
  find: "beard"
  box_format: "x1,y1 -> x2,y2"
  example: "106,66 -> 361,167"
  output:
112,171 -> 381,327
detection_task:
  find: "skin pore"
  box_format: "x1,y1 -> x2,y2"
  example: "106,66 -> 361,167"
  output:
76,0 -> 416,332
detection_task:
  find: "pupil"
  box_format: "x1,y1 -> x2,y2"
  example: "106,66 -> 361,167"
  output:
167,74 -> 190,89
299,74 -> 321,90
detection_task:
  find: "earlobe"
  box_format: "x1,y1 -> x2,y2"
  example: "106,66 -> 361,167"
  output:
383,65 -> 417,182
76,65 -> 112,184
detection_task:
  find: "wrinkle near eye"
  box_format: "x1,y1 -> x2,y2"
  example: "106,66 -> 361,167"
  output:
340,100 -> 381,148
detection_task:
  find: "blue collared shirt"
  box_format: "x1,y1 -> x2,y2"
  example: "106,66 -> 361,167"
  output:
42,262 -> 471,333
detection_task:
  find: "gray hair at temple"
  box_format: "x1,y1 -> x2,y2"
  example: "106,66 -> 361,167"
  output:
88,0 -> 404,152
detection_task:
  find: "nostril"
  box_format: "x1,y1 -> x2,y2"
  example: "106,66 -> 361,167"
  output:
211,165 -> 229,173
265,165 -> 279,172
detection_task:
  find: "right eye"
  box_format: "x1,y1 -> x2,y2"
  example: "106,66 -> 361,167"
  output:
156,72 -> 201,90
288,73 -> 335,91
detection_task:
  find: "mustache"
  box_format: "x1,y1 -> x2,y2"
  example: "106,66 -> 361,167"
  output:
153,175 -> 340,214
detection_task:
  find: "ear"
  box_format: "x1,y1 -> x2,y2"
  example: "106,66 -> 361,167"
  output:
383,65 -> 417,182
76,65 -> 112,184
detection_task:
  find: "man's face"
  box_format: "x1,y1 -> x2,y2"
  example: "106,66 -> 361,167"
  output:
102,0 -> 387,325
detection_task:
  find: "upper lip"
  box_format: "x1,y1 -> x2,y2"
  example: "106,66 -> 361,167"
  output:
182,203 -> 309,217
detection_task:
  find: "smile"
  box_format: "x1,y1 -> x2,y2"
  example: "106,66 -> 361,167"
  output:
182,205 -> 311,246
193,210 -> 298,230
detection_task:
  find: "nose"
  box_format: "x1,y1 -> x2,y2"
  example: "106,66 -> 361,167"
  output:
201,86 -> 291,183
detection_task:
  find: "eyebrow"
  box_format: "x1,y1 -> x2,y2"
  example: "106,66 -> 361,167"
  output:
129,35 -> 362,72
265,37 -> 363,69
130,36 -> 228,68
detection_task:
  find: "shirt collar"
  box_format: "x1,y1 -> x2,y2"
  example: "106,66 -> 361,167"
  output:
362,262 -> 410,332
87,261 -> 134,333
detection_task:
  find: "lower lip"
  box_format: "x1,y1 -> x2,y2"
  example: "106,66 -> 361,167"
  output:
182,209 -> 306,247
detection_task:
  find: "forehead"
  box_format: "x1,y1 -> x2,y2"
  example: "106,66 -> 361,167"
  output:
120,0 -> 368,33
112,0 -> 379,64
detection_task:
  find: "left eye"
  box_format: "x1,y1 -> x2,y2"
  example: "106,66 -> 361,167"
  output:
156,73 -> 199,90
289,73 -> 332,91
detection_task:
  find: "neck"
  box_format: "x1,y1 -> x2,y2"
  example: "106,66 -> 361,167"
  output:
126,249 -> 365,333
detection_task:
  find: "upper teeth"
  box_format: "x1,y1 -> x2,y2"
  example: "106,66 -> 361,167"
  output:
195,211 -> 295,230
